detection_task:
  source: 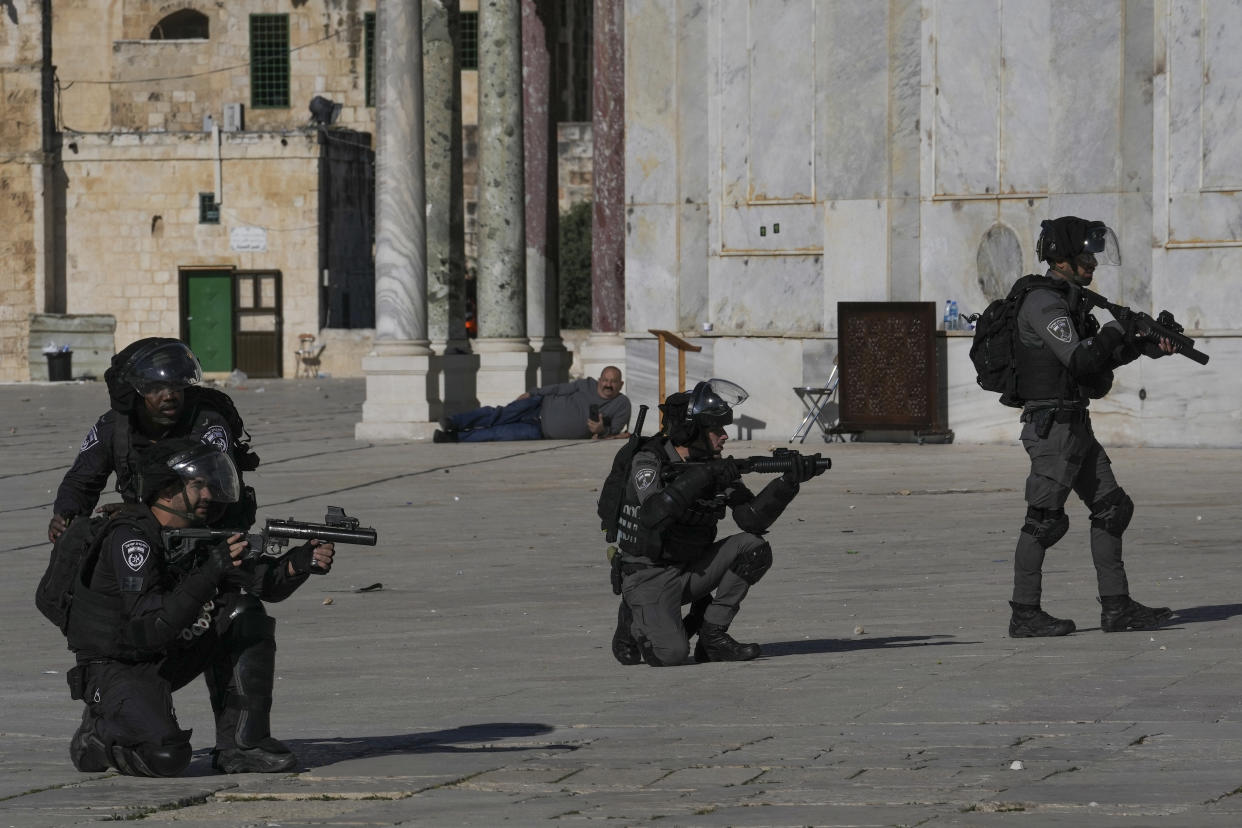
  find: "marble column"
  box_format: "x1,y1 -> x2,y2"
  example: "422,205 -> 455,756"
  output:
475,0 -> 538,404
423,0 -> 479,411
357,0 -> 437,441
582,0 -> 627,382
523,0 -> 569,386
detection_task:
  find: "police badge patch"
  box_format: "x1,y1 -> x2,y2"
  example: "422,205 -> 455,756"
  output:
635,468 -> 656,491
122,539 -> 151,572
1046,316 -> 1074,343
79,424 -> 99,454
201,425 -> 229,453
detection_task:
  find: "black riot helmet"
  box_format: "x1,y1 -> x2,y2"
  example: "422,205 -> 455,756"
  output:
105,337 -> 202,415
136,437 -> 240,524
662,378 -> 748,450
1036,216 -> 1120,266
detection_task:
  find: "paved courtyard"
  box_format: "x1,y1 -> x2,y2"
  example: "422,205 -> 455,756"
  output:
1,378 -> 1240,827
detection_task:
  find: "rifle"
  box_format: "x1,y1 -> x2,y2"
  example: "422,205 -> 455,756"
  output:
1080,289 -> 1210,365
163,506 -> 378,574
663,448 -> 832,481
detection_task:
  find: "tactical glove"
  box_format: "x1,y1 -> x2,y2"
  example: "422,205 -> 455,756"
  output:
196,539 -> 240,584
709,458 -> 741,489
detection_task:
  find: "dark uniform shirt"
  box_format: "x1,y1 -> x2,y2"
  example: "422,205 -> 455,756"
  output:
54,405 -> 235,520
618,440 -> 759,565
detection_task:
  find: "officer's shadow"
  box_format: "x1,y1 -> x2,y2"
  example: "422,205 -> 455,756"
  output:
759,634 -> 970,657
185,722 -> 566,775
1164,603 -> 1242,627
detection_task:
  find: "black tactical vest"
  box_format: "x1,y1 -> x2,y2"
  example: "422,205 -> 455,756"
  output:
66,509 -> 167,661
1014,280 -> 1095,402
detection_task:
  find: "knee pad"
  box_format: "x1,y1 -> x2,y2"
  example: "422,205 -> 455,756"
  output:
636,634 -> 689,668
109,739 -> 192,777
1090,489 -> 1134,537
1021,506 -> 1069,549
223,595 -> 276,643
729,541 -> 773,586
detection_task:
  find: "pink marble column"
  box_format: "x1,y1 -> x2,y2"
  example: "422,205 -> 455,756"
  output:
591,0 -> 625,334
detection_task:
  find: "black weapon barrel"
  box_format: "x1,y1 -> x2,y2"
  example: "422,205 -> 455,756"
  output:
265,519 -> 378,546
741,455 -> 832,475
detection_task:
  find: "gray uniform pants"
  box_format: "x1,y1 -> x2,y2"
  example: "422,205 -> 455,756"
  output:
1013,413 -> 1128,605
622,533 -> 768,666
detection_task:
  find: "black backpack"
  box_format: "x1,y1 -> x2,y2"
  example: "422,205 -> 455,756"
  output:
969,275 -> 1059,408
596,406 -> 653,543
35,507 -> 148,634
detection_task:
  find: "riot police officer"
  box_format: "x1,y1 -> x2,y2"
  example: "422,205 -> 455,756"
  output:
1007,216 -> 1177,637
48,337 -> 259,542
610,379 -> 827,666
66,438 -> 334,776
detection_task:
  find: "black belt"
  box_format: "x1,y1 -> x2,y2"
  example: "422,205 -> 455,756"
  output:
1021,406 -> 1085,424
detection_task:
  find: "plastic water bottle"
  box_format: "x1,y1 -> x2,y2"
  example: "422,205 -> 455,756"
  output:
944,299 -> 956,331
950,299 -> 959,330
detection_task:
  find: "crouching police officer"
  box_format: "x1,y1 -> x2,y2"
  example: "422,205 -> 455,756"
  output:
610,379 -> 827,666
65,438 -> 334,776
1007,216 -> 1177,638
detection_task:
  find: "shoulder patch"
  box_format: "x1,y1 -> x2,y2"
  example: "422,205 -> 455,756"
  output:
1046,316 -> 1074,343
79,424 -> 99,454
121,539 -> 151,572
634,468 -> 657,491
200,425 -> 229,453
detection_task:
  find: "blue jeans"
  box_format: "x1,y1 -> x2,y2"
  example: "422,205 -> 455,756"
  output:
447,396 -> 543,442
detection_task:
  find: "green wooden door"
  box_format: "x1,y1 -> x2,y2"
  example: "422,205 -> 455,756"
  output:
185,272 -> 234,372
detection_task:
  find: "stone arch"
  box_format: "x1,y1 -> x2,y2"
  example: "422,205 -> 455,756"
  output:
150,8 -> 209,40
977,222 -> 1023,303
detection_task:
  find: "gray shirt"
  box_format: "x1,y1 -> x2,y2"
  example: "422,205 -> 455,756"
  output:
533,378 -> 631,439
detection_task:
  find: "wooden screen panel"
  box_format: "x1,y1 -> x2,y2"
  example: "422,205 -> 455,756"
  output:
837,302 -> 940,432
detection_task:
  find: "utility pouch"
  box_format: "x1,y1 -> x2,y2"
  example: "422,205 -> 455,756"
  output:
608,547 -> 623,596
66,664 -> 87,701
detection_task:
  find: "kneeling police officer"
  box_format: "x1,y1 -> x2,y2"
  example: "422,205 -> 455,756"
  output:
65,438 -> 334,776
610,379 -> 827,666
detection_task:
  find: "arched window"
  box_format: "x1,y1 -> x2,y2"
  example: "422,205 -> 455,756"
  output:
977,223 -> 1023,303
150,9 -> 209,40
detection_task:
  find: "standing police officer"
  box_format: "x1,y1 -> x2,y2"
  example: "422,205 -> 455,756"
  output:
610,379 -> 827,666
1007,216 -> 1177,637
66,439 -> 334,776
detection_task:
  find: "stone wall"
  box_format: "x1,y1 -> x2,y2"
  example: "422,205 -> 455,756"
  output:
55,1 -> 377,135
623,0 -> 1242,446
0,0 -> 49,382
62,131 -> 322,378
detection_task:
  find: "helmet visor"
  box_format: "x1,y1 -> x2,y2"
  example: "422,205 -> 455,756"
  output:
688,378 -> 748,421
169,447 -> 240,503
1083,224 -> 1121,266
124,342 -> 202,395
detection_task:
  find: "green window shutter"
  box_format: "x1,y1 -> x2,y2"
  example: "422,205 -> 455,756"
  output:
250,14 -> 290,109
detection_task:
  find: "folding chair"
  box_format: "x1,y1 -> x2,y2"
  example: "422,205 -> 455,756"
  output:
790,356 -> 840,443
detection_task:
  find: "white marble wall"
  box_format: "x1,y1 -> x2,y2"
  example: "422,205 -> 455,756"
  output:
624,0 -> 1242,446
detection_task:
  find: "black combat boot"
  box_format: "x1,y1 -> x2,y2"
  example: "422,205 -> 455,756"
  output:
69,707 -> 110,773
694,622 -> 761,662
206,614 -> 298,774
1008,601 -> 1076,637
611,600 -> 642,665
1099,595 -> 1173,632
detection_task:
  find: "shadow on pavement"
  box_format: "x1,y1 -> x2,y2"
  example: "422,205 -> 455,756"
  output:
183,722 -> 567,776
1168,603 -> 1242,626
761,634 -> 970,657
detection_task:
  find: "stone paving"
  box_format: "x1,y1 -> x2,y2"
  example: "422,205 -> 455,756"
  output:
1,378 -> 1240,827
